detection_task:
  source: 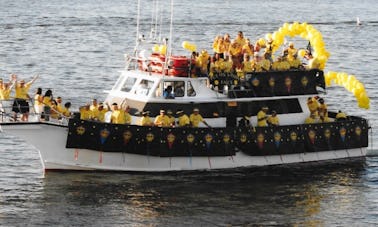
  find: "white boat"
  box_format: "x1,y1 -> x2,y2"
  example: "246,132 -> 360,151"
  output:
0,2 -> 370,172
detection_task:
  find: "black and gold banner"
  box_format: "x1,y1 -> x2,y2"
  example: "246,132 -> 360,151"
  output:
66,116 -> 368,157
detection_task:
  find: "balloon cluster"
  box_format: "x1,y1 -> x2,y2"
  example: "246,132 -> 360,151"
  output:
264,22 -> 330,70
325,71 -> 370,109
152,44 -> 167,55
182,41 -> 197,52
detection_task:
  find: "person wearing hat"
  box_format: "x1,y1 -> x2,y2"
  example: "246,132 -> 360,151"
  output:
267,110 -> 279,126
190,108 -> 210,128
166,109 -> 175,127
176,110 -> 190,127
140,111 -> 153,126
257,106 -> 269,127
12,74 -> 39,121
154,109 -> 170,127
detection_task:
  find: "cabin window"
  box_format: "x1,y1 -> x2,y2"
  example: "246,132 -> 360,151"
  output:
135,79 -> 153,96
121,77 -> 137,92
162,81 -> 185,98
187,81 -> 196,97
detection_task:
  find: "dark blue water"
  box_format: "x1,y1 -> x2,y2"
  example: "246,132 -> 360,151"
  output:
1,0 -> 378,225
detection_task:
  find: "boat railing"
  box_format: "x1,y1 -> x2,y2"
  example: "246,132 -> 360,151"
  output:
0,98 -> 69,125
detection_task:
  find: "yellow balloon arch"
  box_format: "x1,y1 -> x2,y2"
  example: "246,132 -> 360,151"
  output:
264,22 -> 369,109
265,22 -> 330,70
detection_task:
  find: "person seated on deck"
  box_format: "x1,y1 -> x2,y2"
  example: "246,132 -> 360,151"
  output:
257,106 -> 269,127
190,108 -> 210,128
110,103 -> 126,124
213,53 -> 225,73
79,103 -> 92,120
154,109 -> 170,127
267,110 -> 279,126
140,111 -> 153,126
336,110 -> 348,121
176,110 -> 190,127
163,85 -> 174,99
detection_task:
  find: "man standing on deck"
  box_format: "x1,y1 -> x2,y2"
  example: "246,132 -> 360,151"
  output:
12,74 -> 39,121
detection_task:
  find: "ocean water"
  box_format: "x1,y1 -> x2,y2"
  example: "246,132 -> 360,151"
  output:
1,0 -> 378,226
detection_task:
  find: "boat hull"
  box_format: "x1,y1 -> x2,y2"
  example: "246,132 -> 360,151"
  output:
0,122 -> 367,172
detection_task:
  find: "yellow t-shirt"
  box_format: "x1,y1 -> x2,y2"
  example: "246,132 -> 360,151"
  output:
0,88 -> 12,100
80,108 -> 92,120
190,113 -> 204,127
42,96 -> 52,107
61,107 -> 71,117
257,110 -> 267,127
124,112 -> 132,124
96,109 -> 107,122
154,115 -> 170,127
140,116 -> 152,126
111,110 -> 126,124
15,83 -> 32,100
178,114 -> 190,127
267,115 -> 279,126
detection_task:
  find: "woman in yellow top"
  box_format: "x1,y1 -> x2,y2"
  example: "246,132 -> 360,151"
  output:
42,89 -> 53,121
242,39 -> 254,57
61,102 -> 72,118
0,78 -> 16,100
80,104 -> 92,120
49,100 -> 59,119
12,74 -> 39,121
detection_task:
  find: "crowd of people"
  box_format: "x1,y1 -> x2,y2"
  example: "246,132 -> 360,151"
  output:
0,74 -> 72,122
189,31 -> 317,79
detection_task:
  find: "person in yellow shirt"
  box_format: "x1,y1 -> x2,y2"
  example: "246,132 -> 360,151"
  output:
140,111 -> 153,126
90,99 -> 99,118
123,106 -> 132,125
223,33 -> 231,57
61,102 -> 72,118
242,38 -> 254,57
12,74 -> 39,121
223,55 -> 233,73
167,110 -> 175,127
259,53 -> 272,71
154,109 -> 170,127
285,42 -> 297,62
55,96 -> 64,113
251,52 -> 261,72
93,103 -> 107,122
257,106 -> 269,127
49,100 -> 59,119
111,103 -> 126,124
305,113 -> 318,124
176,110 -> 190,127
0,77 -> 16,100
80,103 -> 92,120
190,108 -> 210,128
267,110 -> 279,126
235,31 -> 246,47
335,110 -> 347,121
307,97 -> 319,116
42,89 -> 53,121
